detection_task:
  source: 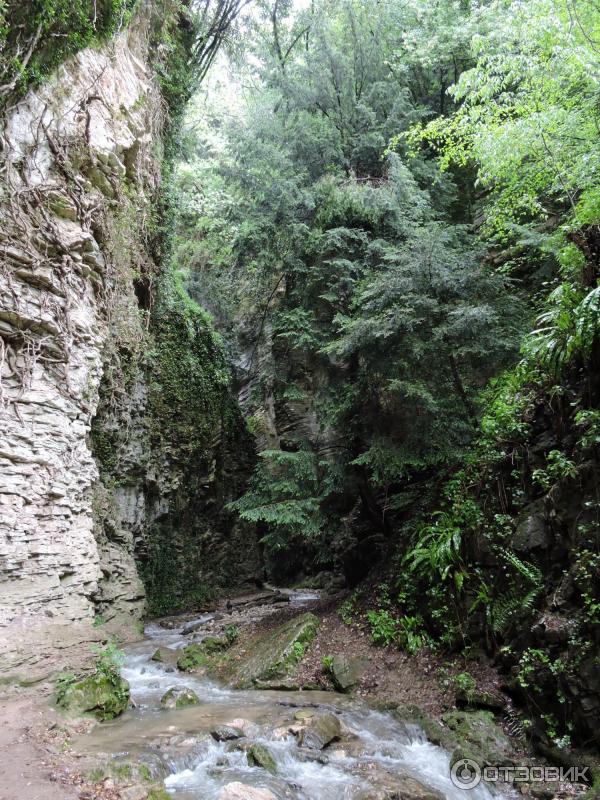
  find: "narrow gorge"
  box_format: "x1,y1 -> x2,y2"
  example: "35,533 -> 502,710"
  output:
0,1 -> 599,799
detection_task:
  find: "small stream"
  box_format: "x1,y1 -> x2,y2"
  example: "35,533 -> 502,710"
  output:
78,592 -> 502,800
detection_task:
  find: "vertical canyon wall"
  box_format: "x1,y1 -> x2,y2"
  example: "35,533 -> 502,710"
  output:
0,5 -> 260,677
0,9 -> 162,672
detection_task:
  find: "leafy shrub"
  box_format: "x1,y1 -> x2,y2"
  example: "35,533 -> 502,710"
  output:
340,594 -> 357,625
224,624 -> 239,644
453,671 -> 476,698
367,609 -> 400,646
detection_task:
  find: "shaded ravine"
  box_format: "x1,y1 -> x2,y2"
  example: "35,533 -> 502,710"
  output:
77,594 -> 503,800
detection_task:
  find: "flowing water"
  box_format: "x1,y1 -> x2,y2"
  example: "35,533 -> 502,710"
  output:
78,592 -> 504,800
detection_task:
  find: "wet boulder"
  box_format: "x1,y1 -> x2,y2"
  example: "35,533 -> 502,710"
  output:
352,762 -> 445,800
299,711 -> 342,749
293,708 -> 315,722
151,647 -> 179,667
294,748 -> 329,765
181,614 -> 216,635
224,717 -> 255,736
252,677 -> 302,690
247,743 -> 278,774
159,686 -> 200,709
56,671 -> 129,720
217,784 -> 277,800
210,724 -> 245,741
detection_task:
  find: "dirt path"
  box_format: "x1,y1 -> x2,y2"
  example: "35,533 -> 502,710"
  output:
0,687 -> 78,800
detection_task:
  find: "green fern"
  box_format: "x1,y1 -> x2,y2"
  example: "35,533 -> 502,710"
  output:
527,284 -> 600,373
490,549 -> 543,634
492,586 -> 540,634
500,548 -> 543,584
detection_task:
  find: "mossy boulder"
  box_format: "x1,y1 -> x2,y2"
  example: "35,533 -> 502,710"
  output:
56,672 -> 129,720
201,635 -> 229,653
230,612 -> 320,688
247,743 -> 277,774
441,710 -> 513,767
455,686 -> 507,712
299,712 -> 342,750
393,706 -> 514,769
177,644 -> 209,672
160,686 -> 200,709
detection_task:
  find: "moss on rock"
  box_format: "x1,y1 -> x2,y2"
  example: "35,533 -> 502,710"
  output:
56,671 -> 129,721
228,612 -> 320,688
247,743 -> 277,774
176,643 -> 209,672
160,686 -> 200,709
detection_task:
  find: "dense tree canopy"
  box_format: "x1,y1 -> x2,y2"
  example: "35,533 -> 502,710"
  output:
173,0 -> 528,566
170,3 -> 600,748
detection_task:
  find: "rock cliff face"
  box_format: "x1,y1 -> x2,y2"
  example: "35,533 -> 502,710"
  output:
0,6 -> 260,675
0,12 -> 160,672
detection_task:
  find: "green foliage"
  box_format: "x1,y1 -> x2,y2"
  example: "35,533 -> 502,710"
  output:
228,447 -> 339,565
171,0 -> 524,577
339,594 -> 357,625
575,410 -> 600,449
526,285 -> 600,374
163,0 -> 600,750
367,609 -> 400,647
224,624 -> 239,645
532,450 -> 578,491
517,648 -> 567,691
454,671 -> 476,692
321,654 -> 334,672
292,640 -> 305,661
488,551 -> 543,635
90,639 -> 126,679
0,0 -> 136,107
411,0 -> 600,242
366,609 -> 429,654
573,549 -> 600,625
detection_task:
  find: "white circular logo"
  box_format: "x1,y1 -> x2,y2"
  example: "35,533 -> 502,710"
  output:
451,758 -> 482,789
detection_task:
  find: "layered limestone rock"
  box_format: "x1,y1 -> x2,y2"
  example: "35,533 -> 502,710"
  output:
0,11 -> 161,673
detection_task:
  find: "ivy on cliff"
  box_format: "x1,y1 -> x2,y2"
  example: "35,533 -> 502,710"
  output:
148,277 -> 229,461
0,0 -> 137,108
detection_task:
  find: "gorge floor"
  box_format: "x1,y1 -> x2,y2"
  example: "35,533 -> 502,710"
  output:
0,590 -> 572,800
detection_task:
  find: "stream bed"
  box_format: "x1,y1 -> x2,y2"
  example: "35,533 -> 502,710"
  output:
77,592 -> 502,800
